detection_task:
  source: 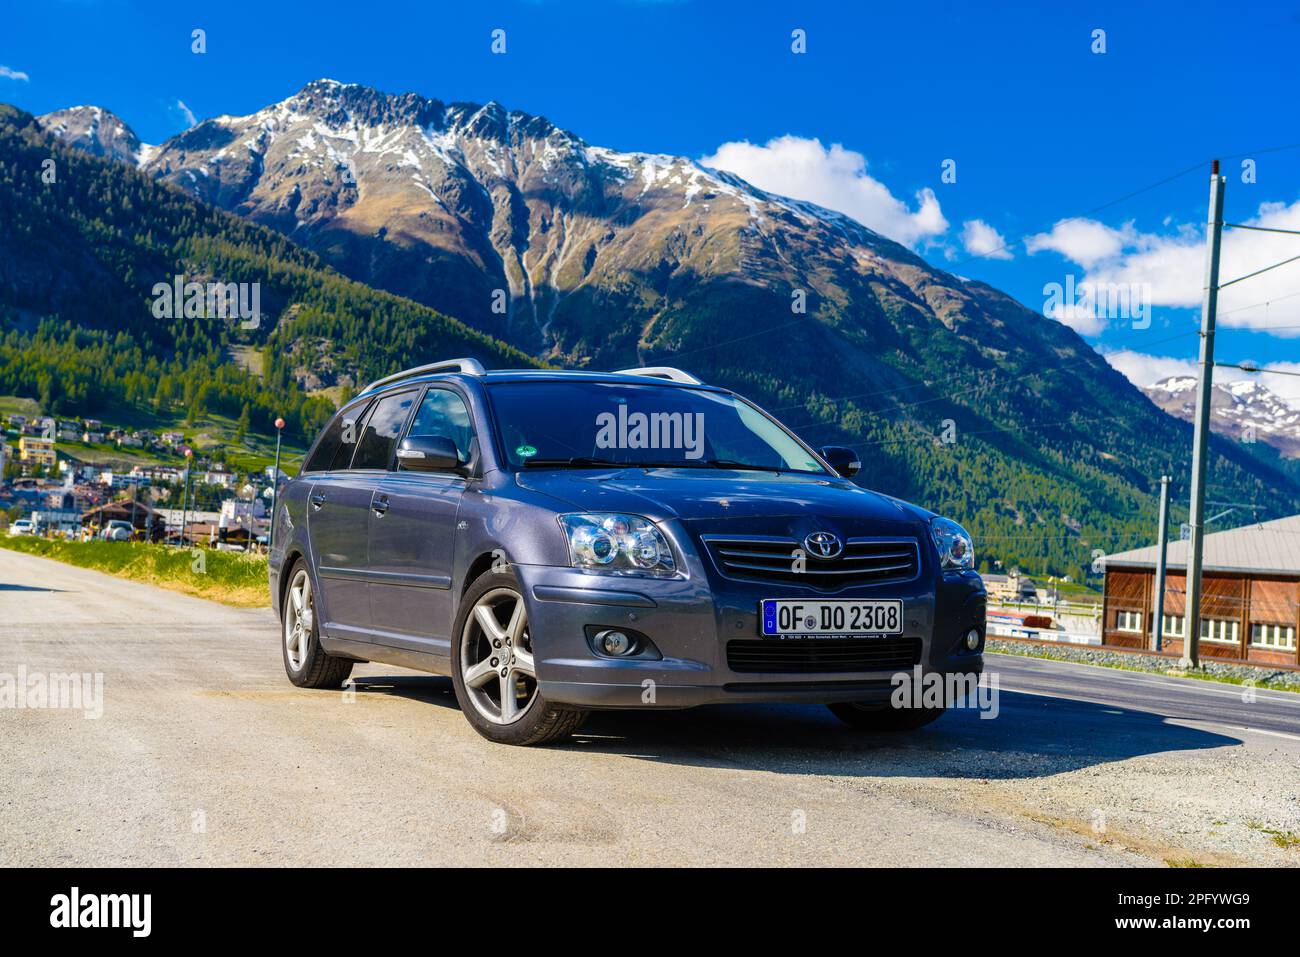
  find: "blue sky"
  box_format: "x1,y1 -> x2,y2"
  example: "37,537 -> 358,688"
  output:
6,0 -> 1300,399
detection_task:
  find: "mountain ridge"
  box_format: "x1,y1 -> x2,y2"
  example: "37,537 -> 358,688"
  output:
1143,374 -> 1300,458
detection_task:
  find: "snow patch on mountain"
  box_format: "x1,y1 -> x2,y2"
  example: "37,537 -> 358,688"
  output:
1143,374 -> 1300,457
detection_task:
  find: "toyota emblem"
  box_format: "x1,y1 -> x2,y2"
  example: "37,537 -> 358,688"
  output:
803,531 -> 843,559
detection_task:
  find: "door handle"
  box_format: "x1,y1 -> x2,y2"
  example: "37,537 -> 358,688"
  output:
310,493 -> 327,510
372,494 -> 390,516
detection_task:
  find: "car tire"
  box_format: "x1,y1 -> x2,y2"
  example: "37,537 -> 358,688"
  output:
281,559 -> 354,689
827,702 -> 945,731
450,570 -> 587,746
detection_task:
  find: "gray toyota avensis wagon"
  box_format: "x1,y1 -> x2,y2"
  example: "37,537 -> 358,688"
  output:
270,359 -> 986,745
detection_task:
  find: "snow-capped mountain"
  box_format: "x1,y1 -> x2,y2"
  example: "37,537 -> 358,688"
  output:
38,106 -> 156,167
43,81 -> 911,352
34,80 -> 1167,466
40,79 -> 1062,369
1143,375 -> 1300,458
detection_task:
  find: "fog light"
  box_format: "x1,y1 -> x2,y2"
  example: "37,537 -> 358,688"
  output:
596,629 -> 635,656
964,628 -> 981,650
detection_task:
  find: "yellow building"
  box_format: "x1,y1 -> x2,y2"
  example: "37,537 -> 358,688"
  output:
18,436 -> 56,467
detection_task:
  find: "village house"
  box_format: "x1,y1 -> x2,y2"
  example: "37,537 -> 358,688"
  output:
201,466 -> 237,488
18,435 -> 56,467
98,470 -> 149,489
982,570 -> 1040,604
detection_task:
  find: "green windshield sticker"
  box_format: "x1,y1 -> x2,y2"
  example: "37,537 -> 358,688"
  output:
516,444 -> 537,458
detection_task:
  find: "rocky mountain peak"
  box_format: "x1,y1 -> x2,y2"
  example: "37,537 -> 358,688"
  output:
1143,374 -> 1300,458
38,105 -> 152,166
285,78 -> 446,131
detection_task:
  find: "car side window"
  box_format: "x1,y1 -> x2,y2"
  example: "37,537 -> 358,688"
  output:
351,390 -> 418,471
330,402 -> 374,470
303,400 -> 371,473
406,388 -> 476,464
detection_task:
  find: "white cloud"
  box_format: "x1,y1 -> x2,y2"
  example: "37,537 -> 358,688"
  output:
1256,362 -> 1300,409
701,135 -> 948,248
1028,201 -> 1300,336
1047,302 -> 1106,336
0,66 -> 30,82
960,219 -> 1013,260
1025,219 -> 1135,268
174,99 -> 197,127
1101,349 -> 1199,388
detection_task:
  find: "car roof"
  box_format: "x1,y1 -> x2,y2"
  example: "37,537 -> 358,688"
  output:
356,368 -> 730,401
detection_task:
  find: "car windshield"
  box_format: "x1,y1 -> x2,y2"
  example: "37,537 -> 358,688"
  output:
485,380 -> 829,474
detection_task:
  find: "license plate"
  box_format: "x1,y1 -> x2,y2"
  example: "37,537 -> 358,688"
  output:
760,599 -> 903,637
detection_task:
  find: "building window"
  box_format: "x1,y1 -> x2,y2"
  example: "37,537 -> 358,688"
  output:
1250,623 -> 1296,651
1199,618 -> 1239,644
1161,614 -> 1185,637
1116,610 -> 1143,633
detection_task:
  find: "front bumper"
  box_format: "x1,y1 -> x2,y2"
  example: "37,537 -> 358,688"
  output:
517,563 -> 985,710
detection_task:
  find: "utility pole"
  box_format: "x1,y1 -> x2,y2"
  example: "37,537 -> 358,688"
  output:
1184,160 -> 1225,668
179,448 -> 193,548
269,417 -> 285,551
1152,475 -> 1171,652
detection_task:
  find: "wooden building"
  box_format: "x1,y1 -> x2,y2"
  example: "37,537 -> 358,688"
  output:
1101,515 -> 1300,668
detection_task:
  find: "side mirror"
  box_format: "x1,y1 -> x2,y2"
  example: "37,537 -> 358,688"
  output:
819,445 -> 861,478
395,435 -> 461,472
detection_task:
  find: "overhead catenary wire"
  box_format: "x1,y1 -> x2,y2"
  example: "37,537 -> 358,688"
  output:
1218,251 -> 1300,289
1217,361 -> 1300,377
1224,222 -> 1300,237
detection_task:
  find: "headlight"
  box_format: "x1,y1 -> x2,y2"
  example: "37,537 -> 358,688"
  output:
559,513 -> 677,577
930,517 -> 974,571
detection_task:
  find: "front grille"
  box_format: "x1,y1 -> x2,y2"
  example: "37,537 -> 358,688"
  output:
704,536 -> 920,590
727,637 -> 922,674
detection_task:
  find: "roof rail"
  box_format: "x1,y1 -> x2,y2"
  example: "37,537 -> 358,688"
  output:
612,366 -> 703,385
362,358 -> 486,394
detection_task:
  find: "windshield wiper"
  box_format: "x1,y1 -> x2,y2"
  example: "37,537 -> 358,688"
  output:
600,458 -> 807,473
519,456 -> 627,469
699,459 -> 802,473
518,457 -> 812,473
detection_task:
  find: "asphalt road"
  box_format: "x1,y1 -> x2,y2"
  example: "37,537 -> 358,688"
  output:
2,548 -> 1298,867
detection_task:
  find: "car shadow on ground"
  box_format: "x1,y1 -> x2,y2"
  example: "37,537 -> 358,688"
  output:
350,674 -> 1240,780
0,583 -> 63,591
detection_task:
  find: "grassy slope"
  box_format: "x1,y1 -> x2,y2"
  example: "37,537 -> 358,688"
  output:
0,395 -> 39,418
0,537 -> 268,607
0,103 -> 543,456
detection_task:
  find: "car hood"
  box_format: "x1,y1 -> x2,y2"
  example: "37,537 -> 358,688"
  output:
514,467 -> 933,528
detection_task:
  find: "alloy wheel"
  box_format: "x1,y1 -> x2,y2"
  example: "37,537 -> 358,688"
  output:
459,587 -> 538,724
285,568 -> 314,672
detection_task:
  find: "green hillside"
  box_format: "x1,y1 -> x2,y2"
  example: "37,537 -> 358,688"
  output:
0,104 -> 540,445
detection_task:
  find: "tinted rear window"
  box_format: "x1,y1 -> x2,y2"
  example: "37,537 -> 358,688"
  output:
302,401 -> 371,472
351,390 -> 418,470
